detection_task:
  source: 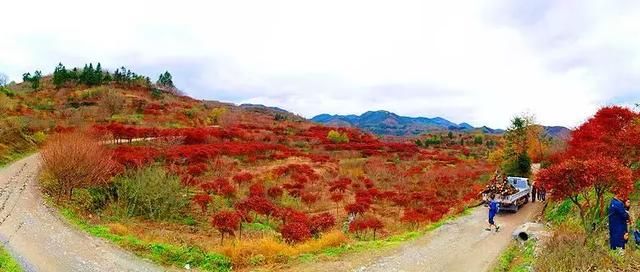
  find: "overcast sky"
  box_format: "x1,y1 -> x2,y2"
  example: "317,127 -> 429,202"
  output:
2,0 -> 640,128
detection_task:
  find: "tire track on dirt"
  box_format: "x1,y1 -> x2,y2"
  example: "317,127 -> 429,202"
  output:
0,154 -> 163,272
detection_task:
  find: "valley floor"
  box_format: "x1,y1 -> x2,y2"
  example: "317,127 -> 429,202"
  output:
0,154 -> 160,272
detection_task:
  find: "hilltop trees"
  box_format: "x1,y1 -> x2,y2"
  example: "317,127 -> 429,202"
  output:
157,71 -> 174,88
53,63 -> 69,88
22,70 -> 42,90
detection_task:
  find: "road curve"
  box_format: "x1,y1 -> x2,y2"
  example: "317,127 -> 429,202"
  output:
0,154 -> 162,272
292,202 -> 543,272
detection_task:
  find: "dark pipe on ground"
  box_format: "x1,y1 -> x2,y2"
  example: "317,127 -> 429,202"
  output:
518,232 -> 529,241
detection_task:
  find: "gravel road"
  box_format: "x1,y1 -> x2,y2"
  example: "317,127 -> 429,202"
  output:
293,201 -> 543,272
0,154 -> 162,272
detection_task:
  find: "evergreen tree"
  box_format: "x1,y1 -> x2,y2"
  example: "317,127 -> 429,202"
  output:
103,71 -> 112,83
95,62 -> 103,85
22,72 -> 31,82
53,63 -> 69,88
31,70 -> 42,90
157,71 -> 174,87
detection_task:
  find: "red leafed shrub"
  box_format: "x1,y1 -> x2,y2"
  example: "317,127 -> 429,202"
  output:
378,190 -> 398,202
112,146 -> 158,168
330,192 -> 344,203
192,194 -> 212,213
249,183 -> 266,197
164,142 -> 294,164
232,172 -> 253,184
301,192 -> 319,205
329,178 -> 352,193
236,196 -> 277,217
201,178 -> 236,197
267,186 -> 284,199
401,208 -> 428,225
345,202 -> 369,216
391,194 -> 410,207
187,163 -> 208,176
360,177 -> 375,189
276,207 -> 309,225
212,211 -> 241,244
309,213 -> 336,235
281,222 -> 312,244
349,216 -> 384,239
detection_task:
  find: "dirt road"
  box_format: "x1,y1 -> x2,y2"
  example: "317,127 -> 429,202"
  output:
295,202 -> 543,272
0,154 -> 161,272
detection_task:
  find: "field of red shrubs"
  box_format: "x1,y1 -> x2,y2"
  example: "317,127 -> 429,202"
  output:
92,122 -> 495,267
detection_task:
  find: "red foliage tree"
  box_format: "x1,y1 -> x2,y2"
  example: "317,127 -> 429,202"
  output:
330,192 -> 344,214
309,212 -> 336,235
201,178 -> 236,197
249,183 -> 266,197
267,186 -> 284,199
537,156 -> 632,233
345,201 -> 370,216
192,194 -> 212,213
236,196 -> 277,218
280,222 -> 312,244
401,208 -> 428,227
568,106 -> 638,161
232,172 -> 253,184
301,192 -> 319,206
349,216 -> 384,240
212,211 -> 241,245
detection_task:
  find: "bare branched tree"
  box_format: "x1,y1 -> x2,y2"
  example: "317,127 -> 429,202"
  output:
0,73 -> 8,87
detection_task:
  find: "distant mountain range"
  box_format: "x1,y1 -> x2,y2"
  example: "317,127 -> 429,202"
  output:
311,110 -> 571,138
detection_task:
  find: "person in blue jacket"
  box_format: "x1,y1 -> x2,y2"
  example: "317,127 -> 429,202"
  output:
486,194 -> 500,232
609,195 -> 630,250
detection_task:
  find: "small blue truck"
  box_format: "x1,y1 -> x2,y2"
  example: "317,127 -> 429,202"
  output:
482,177 -> 531,212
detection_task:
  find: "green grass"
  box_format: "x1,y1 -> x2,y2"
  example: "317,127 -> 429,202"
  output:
0,151 -> 34,169
493,240 -> 535,272
545,199 -> 573,224
58,208 -> 232,271
0,245 -> 22,272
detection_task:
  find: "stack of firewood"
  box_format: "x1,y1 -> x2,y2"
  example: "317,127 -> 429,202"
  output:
484,173 -> 518,196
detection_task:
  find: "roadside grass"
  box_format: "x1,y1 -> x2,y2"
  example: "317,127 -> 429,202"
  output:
492,240 -> 535,272
58,207 -> 232,271
0,151 -> 34,169
0,246 -> 22,272
526,198 -> 640,271
544,199 -> 573,224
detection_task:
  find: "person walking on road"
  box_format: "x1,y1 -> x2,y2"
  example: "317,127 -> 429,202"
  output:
486,194 -> 500,232
609,195 -> 629,250
531,184 -> 537,203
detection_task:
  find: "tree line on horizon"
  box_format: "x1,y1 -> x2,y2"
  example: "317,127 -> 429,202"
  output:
17,62 -> 176,92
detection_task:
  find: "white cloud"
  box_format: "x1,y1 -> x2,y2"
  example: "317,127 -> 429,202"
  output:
1,0 -> 639,128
